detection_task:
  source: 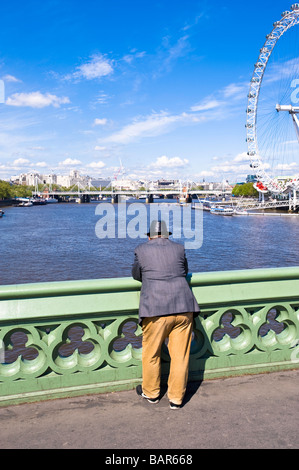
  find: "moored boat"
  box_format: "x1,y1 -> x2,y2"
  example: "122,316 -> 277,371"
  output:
31,198 -> 47,205
234,208 -> 249,215
19,201 -> 33,207
210,206 -> 234,216
44,197 -> 58,204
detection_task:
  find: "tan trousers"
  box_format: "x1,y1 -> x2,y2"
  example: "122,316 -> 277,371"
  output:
141,312 -> 193,405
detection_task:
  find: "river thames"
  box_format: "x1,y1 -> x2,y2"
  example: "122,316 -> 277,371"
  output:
1,199 -> 299,286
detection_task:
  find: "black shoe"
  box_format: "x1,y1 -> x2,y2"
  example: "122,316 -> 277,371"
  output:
169,401 -> 182,410
136,385 -> 160,404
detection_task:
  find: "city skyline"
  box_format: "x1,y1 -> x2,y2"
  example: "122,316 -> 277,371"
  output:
0,0 -> 289,182
11,168 -> 233,190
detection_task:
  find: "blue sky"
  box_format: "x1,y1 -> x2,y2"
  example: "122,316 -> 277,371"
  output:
0,0 -> 293,182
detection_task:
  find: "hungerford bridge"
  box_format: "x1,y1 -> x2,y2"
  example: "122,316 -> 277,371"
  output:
38,186 -> 233,202
37,187 -> 299,210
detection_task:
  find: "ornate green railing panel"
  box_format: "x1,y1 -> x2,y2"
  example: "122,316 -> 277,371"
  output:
1,267 -> 299,406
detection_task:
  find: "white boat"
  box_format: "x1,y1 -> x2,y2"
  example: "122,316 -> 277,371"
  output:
234,208 -> 248,215
210,206 -> 234,216
31,199 -> 46,205
15,197 -> 32,205
0,210 -> 4,217
16,201 -> 33,207
45,197 -> 58,204
201,199 -> 215,211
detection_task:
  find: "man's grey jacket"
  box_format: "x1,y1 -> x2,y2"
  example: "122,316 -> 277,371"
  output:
132,237 -> 200,323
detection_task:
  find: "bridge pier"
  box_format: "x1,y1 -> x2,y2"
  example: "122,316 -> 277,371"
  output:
145,194 -> 153,203
80,195 -> 90,203
179,194 -> 192,203
111,194 -> 119,204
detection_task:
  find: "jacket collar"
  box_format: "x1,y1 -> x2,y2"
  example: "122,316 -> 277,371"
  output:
148,237 -> 170,244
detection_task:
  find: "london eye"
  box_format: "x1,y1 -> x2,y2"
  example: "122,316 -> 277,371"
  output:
246,4 -> 299,196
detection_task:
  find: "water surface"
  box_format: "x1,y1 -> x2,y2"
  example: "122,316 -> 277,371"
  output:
1,201 -> 299,286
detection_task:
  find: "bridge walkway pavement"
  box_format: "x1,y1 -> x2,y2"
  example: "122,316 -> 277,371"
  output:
0,369 -> 298,450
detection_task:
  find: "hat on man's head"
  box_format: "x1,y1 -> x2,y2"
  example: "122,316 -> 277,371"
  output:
146,220 -> 172,237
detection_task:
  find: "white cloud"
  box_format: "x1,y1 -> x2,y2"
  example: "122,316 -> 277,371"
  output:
260,163 -> 271,170
198,170 -> 215,177
93,118 -> 107,126
102,111 -> 200,144
233,152 -> 250,162
182,13 -> 205,32
191,81 -> 248,116
276,162 -> 298,170
222,82 -> 249,99
153,34 -> 191,78
211,163 -> 251,174
0,157 -> 49,172
13,158 -> 30,166
264,58 -> 299,84
94,92 -> 110,104
122,50 -> 146,64
199,150 -> 257,179
30,146 -> 45,151
59,158 -> 82,166
164,35 -> 190,64
86,161 -> 106,169
150,155 -> 189,168
191,100 -> 221,112
35,161 -> 48,168
2,74 -> 22,83
6,92 -> 70,108
71,54 -> 114,81
208,157 -> 270,176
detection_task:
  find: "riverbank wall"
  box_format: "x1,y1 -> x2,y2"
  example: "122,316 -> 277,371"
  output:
0,199 -> 15,207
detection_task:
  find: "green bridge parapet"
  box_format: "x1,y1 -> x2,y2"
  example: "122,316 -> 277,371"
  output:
0,267 -> 299,406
